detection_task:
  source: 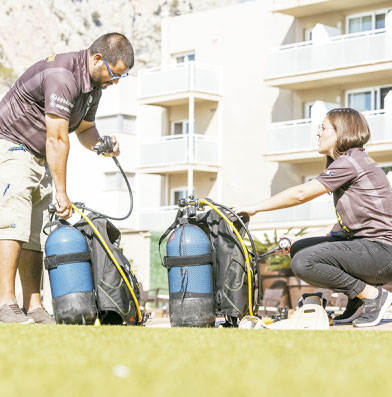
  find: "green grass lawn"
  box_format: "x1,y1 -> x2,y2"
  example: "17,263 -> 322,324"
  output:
1,325 -> 392,397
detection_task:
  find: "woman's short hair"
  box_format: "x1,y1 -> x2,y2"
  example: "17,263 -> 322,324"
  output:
326,108 -> 370,159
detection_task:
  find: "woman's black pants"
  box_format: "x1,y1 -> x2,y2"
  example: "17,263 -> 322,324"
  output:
290,237 -> 392,299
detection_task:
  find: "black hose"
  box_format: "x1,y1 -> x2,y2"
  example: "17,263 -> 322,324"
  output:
77,157 -> 133,221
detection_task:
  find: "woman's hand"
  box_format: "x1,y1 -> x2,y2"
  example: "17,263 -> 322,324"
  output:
232,205 -> 258,217
276,234 -> 303,254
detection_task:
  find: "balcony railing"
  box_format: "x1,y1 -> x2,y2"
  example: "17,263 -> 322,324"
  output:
266,110 -> 388,155
138,62 -> 221,99
267,29 -> 392,79
271,0 -> 372,17
138,206 -> 180,231
138,134 -> 220,168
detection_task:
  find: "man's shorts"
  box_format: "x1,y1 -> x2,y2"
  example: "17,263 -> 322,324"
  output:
0,138 -> 52,252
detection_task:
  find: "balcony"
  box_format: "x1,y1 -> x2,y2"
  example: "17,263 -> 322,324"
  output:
138,206 -> 179,231
271,0 -> 375,18
138,134 -> 220,174
138,62 -> 222,106
266,29 -> 392,89
265,110 -> 392,162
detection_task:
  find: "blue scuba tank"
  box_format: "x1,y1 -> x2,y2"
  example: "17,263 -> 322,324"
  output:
45,224 -> 96,324
166,224 -> 215,327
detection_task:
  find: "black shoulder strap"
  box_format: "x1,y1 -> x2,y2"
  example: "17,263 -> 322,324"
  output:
44,251 -> 91,270
158,208 -> 185,267
43,219 -> 70,236
163,253 -> 213,268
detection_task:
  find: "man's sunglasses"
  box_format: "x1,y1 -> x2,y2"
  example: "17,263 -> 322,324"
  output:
102,56 -> 129,81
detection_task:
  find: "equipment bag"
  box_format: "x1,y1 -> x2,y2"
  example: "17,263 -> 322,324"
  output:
73,214 -> 140,325
160,208 -> 253,322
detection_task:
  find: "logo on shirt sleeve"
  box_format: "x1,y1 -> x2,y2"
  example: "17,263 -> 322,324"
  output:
46,54 -> 57,62
322,170 -> 334,176
49,93 -> 74,113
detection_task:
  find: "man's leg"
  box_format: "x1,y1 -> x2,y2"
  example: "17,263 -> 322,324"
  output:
19,159 -> 55,324
0,239 -> 34,324
0,240 -> 22,305
18,248 -> 43,311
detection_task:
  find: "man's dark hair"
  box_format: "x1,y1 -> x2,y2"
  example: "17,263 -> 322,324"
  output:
89,33 -> 134,69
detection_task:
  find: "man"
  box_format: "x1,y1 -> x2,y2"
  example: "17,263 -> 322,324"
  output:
0,32 -> 134,324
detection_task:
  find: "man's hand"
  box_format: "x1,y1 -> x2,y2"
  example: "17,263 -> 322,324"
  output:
55,191 -> 73,219
102,135 -> 120,157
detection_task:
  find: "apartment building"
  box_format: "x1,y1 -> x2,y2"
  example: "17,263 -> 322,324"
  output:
136,0 -> 295,236
136,0 -> 392,240
265,0 -> 392,229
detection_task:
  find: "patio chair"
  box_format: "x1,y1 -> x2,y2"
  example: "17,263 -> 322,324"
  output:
261,288 -> 284,315
139,283 -> 169,310
333,293 -> 348,311
314,288 -> 333,306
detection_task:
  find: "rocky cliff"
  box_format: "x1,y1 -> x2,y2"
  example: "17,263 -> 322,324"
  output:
0,0 -> 240,90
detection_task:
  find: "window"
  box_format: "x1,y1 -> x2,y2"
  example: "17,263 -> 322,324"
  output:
171,188 -> 190,205
380,87 -> 392,109
304,28 -> 313,41
170,120 -> 196,135
105,172 -> 134,191
303,175 -> 316,183
171,120 -> 189,135
347,9 -> 392,33
346,85 -> 392,112
304,102 -> 314,118
347,90 -> 372,112
348,14 -> 372,33
175,52 -> 195,64
380,164 -> 392,187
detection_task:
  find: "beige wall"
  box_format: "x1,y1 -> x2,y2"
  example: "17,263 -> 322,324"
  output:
167,172 -> 217,204
164,101 -> 218,136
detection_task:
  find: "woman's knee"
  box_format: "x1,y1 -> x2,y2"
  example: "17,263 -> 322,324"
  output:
290,249 -> 314,278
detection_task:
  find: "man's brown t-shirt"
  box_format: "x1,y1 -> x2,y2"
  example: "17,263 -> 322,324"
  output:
316,148 -> 392,246
0,49 -> 101,157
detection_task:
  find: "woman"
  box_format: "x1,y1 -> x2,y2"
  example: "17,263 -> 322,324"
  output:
234,108 -> 392,327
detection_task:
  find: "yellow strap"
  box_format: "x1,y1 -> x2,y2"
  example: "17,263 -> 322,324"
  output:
199,199 -> 254,317
71,204 -> 142,323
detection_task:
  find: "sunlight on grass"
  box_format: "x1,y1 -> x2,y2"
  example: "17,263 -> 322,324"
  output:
1,325 -> 392,396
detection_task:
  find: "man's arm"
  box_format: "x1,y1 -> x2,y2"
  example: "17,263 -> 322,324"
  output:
76,120 -> 120,156
45,114 -> 73,219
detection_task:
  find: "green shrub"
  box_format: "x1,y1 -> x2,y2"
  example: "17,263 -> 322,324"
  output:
149,231 -> 168,290
250,228 -> 307,270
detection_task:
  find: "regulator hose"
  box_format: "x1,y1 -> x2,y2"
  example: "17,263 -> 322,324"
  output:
78,156 -> 133,221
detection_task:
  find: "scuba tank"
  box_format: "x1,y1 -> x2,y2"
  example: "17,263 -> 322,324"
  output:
44,223 -> 97,324
160,196 -> 260,327
166,223 -> 215,327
